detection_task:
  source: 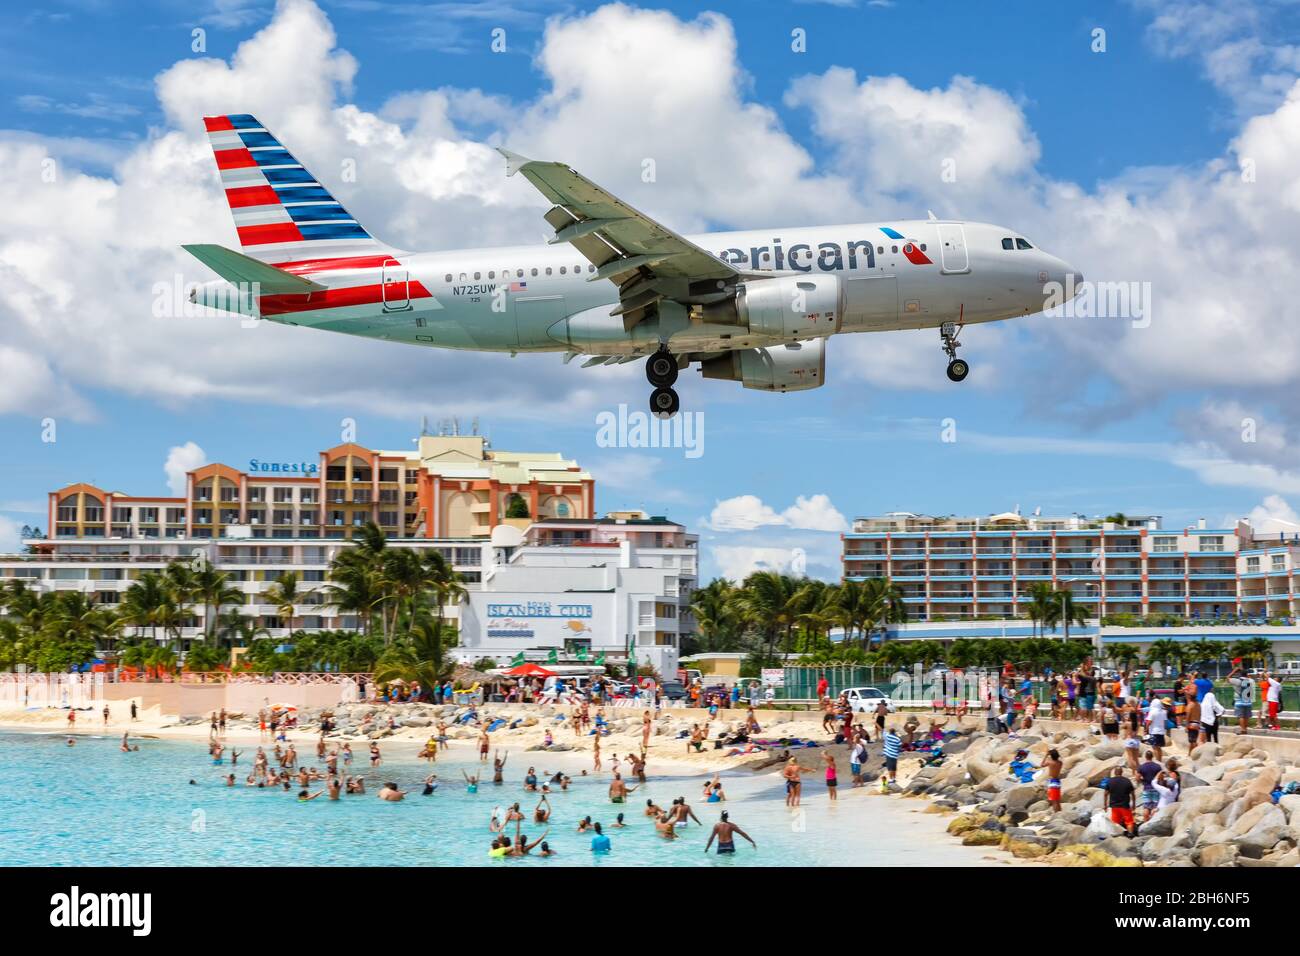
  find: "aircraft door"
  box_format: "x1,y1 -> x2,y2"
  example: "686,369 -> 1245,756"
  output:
381,259 -> 410,311
937,223 -> 970,275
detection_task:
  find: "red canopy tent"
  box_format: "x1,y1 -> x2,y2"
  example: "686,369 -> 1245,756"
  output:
504,662 -> 556,678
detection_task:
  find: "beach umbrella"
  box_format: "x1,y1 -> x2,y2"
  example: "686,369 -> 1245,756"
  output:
504,662 -> 556,678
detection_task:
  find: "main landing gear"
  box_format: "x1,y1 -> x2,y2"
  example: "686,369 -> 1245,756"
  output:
646,346 -> 681,418
941,321 -> 969,382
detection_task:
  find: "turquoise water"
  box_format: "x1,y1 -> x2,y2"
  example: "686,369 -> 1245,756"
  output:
0,731 -> 983,867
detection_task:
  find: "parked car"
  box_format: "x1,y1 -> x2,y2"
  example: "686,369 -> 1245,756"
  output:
659,680 -> 688,701
842,686 -> 896,713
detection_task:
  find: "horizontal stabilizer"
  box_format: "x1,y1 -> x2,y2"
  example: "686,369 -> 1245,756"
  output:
182,243 -> 327,295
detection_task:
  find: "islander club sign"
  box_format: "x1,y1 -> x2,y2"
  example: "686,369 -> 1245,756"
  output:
484,600 -> 596,640
248,458 -> 318,475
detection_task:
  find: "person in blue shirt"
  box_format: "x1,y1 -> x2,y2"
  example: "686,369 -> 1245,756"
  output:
590,821 -> 611,853
1193,672 -> 1214,702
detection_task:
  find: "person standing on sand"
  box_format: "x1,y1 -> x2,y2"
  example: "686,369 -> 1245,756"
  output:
782,758 -> 813,807
881,725 -> 902,790
67,709 -> 75,728
130,700 -> 137,722
102,704 -> 110,726
592,732 -> 602,771
641,710 -> 652,750
705,811 -> 756,855
850,734 -> 868,788
479,727 -> 491,762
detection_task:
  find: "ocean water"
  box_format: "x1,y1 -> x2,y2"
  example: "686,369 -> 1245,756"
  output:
0,731 -> 987,867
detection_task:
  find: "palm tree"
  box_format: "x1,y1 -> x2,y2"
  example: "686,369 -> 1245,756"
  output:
419,547 -> 466,645
43,591 -> 116,659
216,609 -> 269,650
1026,582 -> 1059,638
191,565 -> 245,642
1146,638 -> 1186,675
264,570 -> 312,635
730,571 -> 801,662
1105,642 -> 1142,669
860,577 -> 907,649
689,579 -> 741,652
1230,636 -> 1273,668
327,522 -> 389,640
119,570 -> 170,644
373,612 -> 454,691
1054,587 -> 1089,643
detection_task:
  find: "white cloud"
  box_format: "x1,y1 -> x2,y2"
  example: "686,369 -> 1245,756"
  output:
164,442 -> 207,497
1238,494 -> 1300,534
0,516 -> 21,554
706,493 -> 847,532
712,545 -> 802,581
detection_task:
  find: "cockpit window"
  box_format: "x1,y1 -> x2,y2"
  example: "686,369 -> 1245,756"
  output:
1015,238 -> 1033,250
1001,237 -> 1014,250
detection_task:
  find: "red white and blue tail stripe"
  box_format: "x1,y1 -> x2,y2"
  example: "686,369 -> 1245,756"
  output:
203,113 -> 389,264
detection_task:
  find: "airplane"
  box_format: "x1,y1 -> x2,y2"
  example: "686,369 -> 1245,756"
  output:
185,114 -> 1083,417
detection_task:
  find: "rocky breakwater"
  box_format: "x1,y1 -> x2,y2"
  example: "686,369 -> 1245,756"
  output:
906,730 -> 1300,868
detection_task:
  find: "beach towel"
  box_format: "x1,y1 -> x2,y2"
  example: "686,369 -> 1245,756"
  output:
486,719 -> 506,732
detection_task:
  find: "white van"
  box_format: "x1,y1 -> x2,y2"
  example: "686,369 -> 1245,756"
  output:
1275,661 -> 1300,679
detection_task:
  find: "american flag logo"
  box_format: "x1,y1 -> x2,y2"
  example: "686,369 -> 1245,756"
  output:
509,280 -> 527,292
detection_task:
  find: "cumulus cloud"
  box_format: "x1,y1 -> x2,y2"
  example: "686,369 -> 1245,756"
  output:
1238,494 -> 1300,534
164,442 -> 208,497
706,493 -> 847,532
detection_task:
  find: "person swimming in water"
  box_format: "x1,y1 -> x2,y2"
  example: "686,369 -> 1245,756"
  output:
704,811 -> 756,854
608,773 -> 638,804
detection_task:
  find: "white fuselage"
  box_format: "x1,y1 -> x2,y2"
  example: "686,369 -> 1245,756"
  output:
254,219 -> 1079,356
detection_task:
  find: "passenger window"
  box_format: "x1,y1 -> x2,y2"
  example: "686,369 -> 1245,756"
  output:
488,271 -> 495,279
588,265 -> 595,272
890,245 -> 898,254
474,272 -> 481,280
459,273 -> 467,281
531,268 -> 538,276
575,264 -> 582,273
545,267 -> 553,275
876,246 -> 884,255
903,243 -> 913,254
1001,238 -> 1014,250
920,244 -> 927,251
517,269 -> 524,278
559,266 -> 566,274
444,274 -> 452,282
1016,238 -> 1033,250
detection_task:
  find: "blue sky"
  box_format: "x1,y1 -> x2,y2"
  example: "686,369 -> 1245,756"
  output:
2,0 -> 1299,580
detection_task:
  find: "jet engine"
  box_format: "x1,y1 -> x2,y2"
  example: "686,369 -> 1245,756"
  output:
699,339 -> 827,392
701,274 -> 843,339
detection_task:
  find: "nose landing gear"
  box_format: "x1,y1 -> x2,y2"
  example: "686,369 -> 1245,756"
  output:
646,345 -> 681,418
940,321 -> 968,382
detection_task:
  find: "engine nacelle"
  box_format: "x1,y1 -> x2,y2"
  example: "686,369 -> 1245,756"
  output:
700,339 -> 827,392
702,274 -> 843,339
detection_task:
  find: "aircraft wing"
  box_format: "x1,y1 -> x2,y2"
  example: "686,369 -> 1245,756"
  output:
497,148 -> 737,327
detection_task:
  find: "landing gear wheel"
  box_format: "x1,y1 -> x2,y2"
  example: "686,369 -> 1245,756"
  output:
646,348 -> 678,387
939,319 -> 966,383
650,386 -> 680,419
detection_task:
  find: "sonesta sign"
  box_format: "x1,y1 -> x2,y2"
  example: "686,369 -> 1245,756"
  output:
248,458 -> 318,475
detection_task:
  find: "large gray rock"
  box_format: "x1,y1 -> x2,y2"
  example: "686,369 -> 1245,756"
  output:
1094,835 -> 1138,857
1197,843 -> 1241,867
942,737 -> 971,755
1090,741 -> 1127,760
1236,825 -> 1288,858
1142,831 -> 1192,862
1179,772 -> 1209,789
1172,787 -> 1229,827
1190,742 -> 1221,766
1229,802 -> 1286,837
1138,807 -> 1177,837
1040,822 -> 1087,846
1279,794 -> 1300,823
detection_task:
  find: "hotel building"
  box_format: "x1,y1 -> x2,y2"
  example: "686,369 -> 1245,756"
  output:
843,510 -> 1300,623
47,434 -> 594,542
